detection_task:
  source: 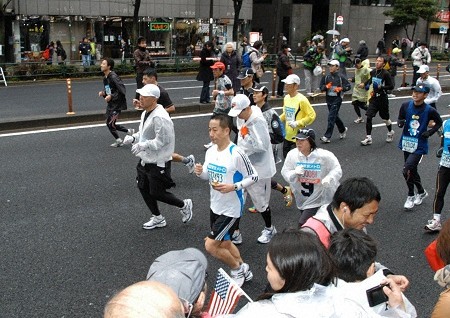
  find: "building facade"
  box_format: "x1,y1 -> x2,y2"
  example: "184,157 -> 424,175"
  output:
0,0 -> 253,63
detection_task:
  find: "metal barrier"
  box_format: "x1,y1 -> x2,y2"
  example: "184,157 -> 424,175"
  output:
0,67 -> 7,86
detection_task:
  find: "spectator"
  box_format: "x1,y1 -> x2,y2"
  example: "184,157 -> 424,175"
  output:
196,41 -> 216,104
333,38 -> 352,77
386,48 -> 405,97
104,281 -> 185,318
220,42 -> 241,94
411,42 -> 431,87
276,44 -> 293,97
133,36 -> 155,99
231,229 -> 365,316
416,65 -> 442,109
302,44 -> 325,95
55,40 -> 66,65
401,38 -> 409,59
79,37 -> 91,67
248,40 -> 267,83
431,219 -> 450,317
376,38 -> 385,56
147,248 -> 209,318
356,40 -> 369,61
392,36 -> 400,50
90,38 -> 96,65
329,229 -> 417,317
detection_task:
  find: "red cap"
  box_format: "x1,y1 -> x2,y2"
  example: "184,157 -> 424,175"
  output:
210,61 -> 225,70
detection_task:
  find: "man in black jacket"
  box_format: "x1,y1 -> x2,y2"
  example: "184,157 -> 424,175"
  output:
133,36 -> 155,99
98,58 -> 134,147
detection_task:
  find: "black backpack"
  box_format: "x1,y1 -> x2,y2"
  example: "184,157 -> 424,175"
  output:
61,48 -> 67,61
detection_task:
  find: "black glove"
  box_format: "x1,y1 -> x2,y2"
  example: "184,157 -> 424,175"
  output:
397,119 -> 405,128
421,130 -> 431,139
437,147 -> 443,158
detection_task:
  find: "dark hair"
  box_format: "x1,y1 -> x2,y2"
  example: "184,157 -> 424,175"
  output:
377,55 -> 387,64
205,41 -> 213,48
354,58 -> 362,66
103,58 -> 115,70
56,40 -> 62,47
437,219 -> 450,264
144,68 -> 158,80
329,229 -> 377,282
331,177 -> 381,213
253,41 -> 263,50
210,113 -> 232,132
281,44 -> 289,50
258,228 -> 335,300
137,36 -> 146,45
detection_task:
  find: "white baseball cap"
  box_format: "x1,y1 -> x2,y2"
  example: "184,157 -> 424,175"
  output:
136,84 -> 160,98
417,65 -> 429,74
340,38 -> 350,44
281,74 -> 300,85
228,94 -> 251,117
328,59 -> 340,67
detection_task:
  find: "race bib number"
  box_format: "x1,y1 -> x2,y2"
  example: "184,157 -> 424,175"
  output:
401,136 -> 418,153
285,107 -> 295,122
105,84 -> 111,95
372,77 -> 382,88
207,163 -> 227,184
297,162 -> 321,184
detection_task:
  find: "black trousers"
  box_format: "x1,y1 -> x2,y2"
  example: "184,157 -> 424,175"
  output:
403,152 -> 424,196
106,110 -> 128,139
433,165 -> 450,214
136,161 -> 184,216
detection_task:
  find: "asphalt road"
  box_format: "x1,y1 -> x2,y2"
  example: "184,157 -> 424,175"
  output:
2,93 -> 450,317
1,62 -> 449,122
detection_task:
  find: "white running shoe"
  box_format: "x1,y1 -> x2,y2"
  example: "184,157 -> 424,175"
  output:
404,196 -> 415,210
241,262 -> 253,281
339,127 -> 348,139
110,138 -> 123,147
230,265 -> 245,287
257,226 -> 277,244
185,154 -> 195,174
386,130 -> 395,143
180,199 -> 193,223
143,215 -> 167,229
127,129 -> 135,136
320,136 -> 331,143
414,190 -> 428,205
231,231 -> 243,245
424,219 -> 442,232
361,136 -> 372,146
354,117 -> 365,123
283,186 -> 293,207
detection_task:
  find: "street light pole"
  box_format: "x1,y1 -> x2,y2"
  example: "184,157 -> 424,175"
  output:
209,0 -> 213,40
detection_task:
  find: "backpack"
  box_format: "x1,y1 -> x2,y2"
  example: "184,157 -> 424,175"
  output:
42,48 -> 50,60
242,52 -> 251,68
61,48 -> 67,61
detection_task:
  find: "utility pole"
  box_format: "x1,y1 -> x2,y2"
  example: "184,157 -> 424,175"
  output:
209,0 -> 214,40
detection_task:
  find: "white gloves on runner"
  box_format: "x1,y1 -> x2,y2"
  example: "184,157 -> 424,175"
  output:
131,142 -> 145,155
322,175 -> 332,187
123,135 -> 135,145
295,165 -> 305,176
288,121 -> 297,129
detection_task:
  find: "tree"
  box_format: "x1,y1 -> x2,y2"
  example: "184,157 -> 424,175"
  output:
384,0 -> 440,41
232,0 -> 243,41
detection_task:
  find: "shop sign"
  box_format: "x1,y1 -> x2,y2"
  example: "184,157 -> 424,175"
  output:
150,23 -> 170,31
437,11 -> 449,22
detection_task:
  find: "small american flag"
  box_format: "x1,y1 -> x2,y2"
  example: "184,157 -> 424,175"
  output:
207,268 -> 246,316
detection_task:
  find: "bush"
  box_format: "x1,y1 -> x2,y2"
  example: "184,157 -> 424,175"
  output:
432,52 -> 450,61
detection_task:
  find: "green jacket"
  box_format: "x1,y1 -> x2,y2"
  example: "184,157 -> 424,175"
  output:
303,47 -> 323,70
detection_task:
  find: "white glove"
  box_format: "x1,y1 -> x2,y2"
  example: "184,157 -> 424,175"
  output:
322,175 -> 332,187
288,121 -> 297,129
123,135 -> 135,145
295,165 -> 305,176
131,142 -> 145,155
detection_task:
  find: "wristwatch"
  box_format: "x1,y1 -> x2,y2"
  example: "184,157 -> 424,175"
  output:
234,184 -> 238,191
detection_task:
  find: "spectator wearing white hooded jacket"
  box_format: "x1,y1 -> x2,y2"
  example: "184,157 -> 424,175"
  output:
411,42 -> 431,87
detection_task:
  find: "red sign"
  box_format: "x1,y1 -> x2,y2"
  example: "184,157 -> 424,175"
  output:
336,16 -> 344,25
437,11 -> 449,22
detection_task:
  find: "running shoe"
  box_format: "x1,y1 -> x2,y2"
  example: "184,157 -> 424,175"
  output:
354,117 -> 365,123
361,136 -> 372,146
110,138 -> 124,147
143,215 -> 167,229
230,265 -> 246,287
231,231 -> 242,245
404,196 -> 415,210
180,199 -> 193,223
424,219 -> 442,232
414,190 -> 428,205
386,130 -> 395,143
257,226 -> 277,244
248,206 -> 257,213
241,262 -> 253,281
320,136 -> 331,143
339,127 -> 348,139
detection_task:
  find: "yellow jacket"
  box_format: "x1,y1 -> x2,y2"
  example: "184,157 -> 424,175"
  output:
280,93 -> 316,141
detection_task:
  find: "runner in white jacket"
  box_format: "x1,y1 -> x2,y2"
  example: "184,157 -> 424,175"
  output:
281,129 -> 342,226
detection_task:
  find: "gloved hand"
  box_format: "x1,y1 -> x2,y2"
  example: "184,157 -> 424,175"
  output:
295,165 -> 305,176
322,175 -> 332,187
421,130 -> 431,139
288,121 -> 297,129
326,82 -> 333,89
240,125 -> 249,138
373,81 -> 379,90
397,119 -> 405,128
334,86 -> 343,93
123,135 -> 135,145
131,142 -> 145,155
365,83 -> 370,91
436,147 -> 443,158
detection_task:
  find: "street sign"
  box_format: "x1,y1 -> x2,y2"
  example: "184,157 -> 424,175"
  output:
336,15 -> 344,25
439,26 -> 448,34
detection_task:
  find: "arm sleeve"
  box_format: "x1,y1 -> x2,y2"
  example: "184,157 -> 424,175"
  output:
296,99 -> 317,128
158,91 -> 174,109
233,148 -> 258,189
341,76 -> 352,92
425,82 -> 442,104
323,151 -> 343,185
270,113 -> 285,144
382,71 -> 394,91
427,108 -> 443,135
238,121 -> 270,156
319,75 -> 327,92
281,151 -> 298,183
398,102 -> 407,122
